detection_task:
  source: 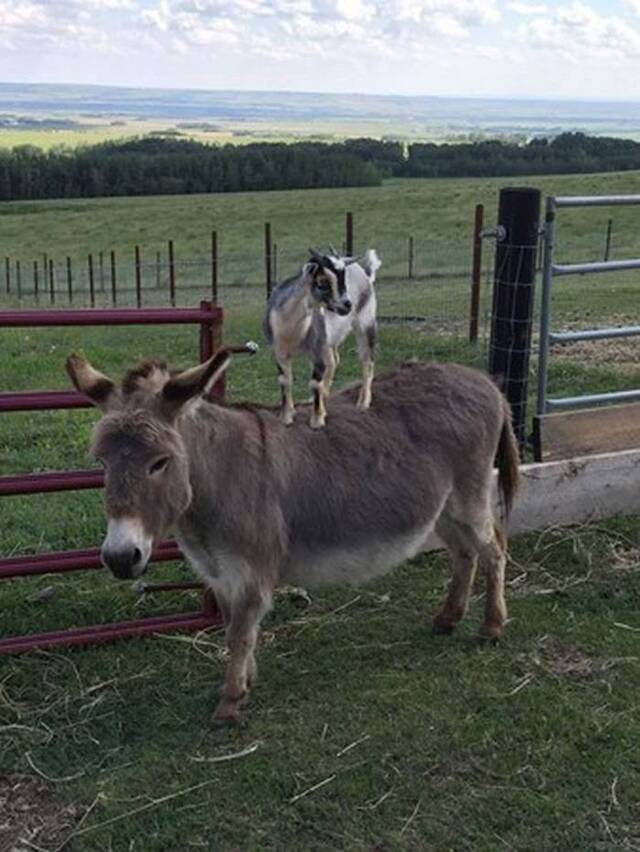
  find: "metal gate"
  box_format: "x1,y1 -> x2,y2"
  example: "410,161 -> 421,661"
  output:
537,194 -> 640,416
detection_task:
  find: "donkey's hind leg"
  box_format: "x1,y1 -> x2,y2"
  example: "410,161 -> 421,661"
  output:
433,508 -> 508,642
432,515 -> 478,635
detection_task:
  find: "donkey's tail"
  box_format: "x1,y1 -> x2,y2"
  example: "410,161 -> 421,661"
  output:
361,248 -> 381,284
496,400 -> 520,522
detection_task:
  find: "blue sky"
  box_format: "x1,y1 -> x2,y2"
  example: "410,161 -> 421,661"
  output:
1,0 -> 639,100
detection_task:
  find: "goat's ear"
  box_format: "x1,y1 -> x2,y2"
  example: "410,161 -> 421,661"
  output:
344,255 -> 360,266
66,353 -> 117,412
161,342 -> 258,418
303,261 -> 321,280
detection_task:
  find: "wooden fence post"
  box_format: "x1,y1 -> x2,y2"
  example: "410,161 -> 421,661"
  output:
168,240 -> 176,307
345,212 -> 354,256
211,231 -> 218,303
33,260 -> 39,303
66,256 -> 73,303
88,254 -> 95,308
264,222 -> 272,297
469,203 -> 484,343
135,245 -> 142,308
488,187 -> 541,448
110,250 -> 117,306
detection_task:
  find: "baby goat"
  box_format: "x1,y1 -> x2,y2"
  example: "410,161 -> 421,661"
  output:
264,248 -> 381,428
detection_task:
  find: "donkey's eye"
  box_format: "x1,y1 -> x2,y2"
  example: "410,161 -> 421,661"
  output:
149,456 -> 170,475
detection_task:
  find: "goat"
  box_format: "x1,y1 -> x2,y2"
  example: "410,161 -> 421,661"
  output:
67,347 -> 519,724
263,248 -> 380,428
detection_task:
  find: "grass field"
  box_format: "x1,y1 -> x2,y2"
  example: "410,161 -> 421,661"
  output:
1,173 -> 639,850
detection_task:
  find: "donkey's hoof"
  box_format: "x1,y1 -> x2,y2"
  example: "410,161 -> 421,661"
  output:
477,626 -> 503,646
213,700 -> 242,726
431,619 -> 456,636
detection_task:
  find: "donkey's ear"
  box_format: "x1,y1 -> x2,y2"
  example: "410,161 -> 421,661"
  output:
66,353 -> 117,412
161,342 -> 258,417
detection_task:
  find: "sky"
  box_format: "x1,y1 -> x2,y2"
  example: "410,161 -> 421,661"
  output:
1,0 -> 640,100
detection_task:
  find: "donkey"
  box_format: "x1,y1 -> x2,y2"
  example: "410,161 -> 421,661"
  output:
67,347 -> 519,724
264,248 -> 380,428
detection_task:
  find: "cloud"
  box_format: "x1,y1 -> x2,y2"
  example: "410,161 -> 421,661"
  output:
507,1 -> 547,15
522,1 -> 640,57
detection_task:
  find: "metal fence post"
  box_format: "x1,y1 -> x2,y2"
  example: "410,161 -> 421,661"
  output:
110,250 -> 117,306
49,259 -> 55,305
33,260 -> 39,303
408,235 -> 414,279
264,222 -> 272,297
488,186 -> 541,447
15,260 -> 21,300
66,256 -> 73,304
168,240 -> 176,307
604,217 -> 613,261
469,203 -> 484,342
5,257 -> 10,294
536,198 -> 556,418
88,254 -> 95,308
135,245 -> 142,308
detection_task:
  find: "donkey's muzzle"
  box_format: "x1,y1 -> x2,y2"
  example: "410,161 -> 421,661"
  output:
101,545 -> 145,580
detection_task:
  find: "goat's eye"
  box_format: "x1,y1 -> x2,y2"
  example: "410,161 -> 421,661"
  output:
149,456 -> 170,475
318,280 -> 331,292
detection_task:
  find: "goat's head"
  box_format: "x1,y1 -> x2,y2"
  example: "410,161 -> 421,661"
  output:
305,249 -> 357,316
66,343 -> 258,580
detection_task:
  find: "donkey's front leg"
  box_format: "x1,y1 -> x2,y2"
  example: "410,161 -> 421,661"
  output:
277,358 -> 295,426
214,585 -> 272,723
309,355 -> 328,429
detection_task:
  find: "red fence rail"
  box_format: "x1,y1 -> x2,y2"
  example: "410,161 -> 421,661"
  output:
0,301 -> 224,654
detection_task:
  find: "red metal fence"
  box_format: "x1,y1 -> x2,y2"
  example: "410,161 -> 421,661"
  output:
0,300 -> 224,653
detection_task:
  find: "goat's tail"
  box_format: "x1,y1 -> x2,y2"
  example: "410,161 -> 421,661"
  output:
361,248 -> 381,284
496,399 -> 520,523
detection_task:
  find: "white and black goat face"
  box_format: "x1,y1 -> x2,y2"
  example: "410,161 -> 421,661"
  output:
305,250 -> 355,316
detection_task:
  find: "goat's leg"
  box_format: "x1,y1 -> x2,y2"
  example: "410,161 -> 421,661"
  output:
214,586 -> 272,723
323,346 -> 339,396
309,355 -> 328,429
277,358 -> 295,426
355,324 -> 376,409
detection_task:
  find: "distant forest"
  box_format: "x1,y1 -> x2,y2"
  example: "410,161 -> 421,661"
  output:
1,133 -> 639,201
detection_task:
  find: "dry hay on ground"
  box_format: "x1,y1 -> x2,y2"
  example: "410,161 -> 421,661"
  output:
0,774 -> 82,852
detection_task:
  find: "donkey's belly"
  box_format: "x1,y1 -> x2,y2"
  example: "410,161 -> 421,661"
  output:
282,523 -> 435,587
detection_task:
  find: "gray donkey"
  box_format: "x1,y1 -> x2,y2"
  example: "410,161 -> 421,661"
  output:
264,248 -> 380,428
67,346 -> 519,724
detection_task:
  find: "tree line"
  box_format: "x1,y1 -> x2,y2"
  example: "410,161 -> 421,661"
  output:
0,132 -> 638,201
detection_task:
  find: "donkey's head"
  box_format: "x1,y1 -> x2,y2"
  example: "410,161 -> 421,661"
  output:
305,249 -> 357,316
66,343 -> 257,580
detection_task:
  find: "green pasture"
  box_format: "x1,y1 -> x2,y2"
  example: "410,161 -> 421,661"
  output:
0,172 -> 639,849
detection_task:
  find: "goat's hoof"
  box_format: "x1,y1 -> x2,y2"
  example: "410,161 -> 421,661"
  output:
309,415 -> 326,430
282,411 -> 295,426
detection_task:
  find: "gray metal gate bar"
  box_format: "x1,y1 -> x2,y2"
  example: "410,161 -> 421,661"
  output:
550,326 -> 640,344
553,258 -> 640,276
537,193 -> 640,417
554,195 -> 640,208
547,389 -> 640,411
